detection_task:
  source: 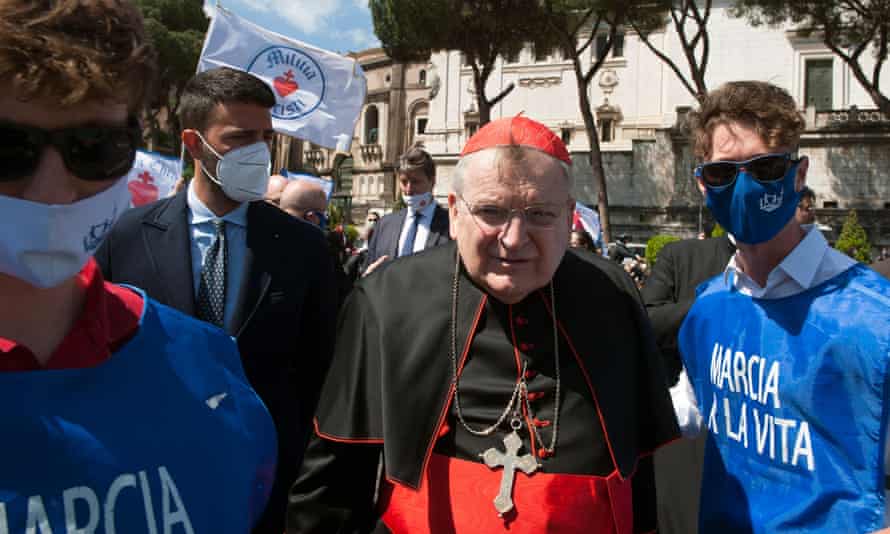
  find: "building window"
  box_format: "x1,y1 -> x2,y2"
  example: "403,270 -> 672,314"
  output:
504,47 -> 521,64
534,45 -> 549,63
561,128 -> 572,146
419,70 -> 427,86
805,58 -> 833,110
823,200 -> 838,208
596,32 -> 625,62
416,118 -> 428,136
466,123 -> 479,137
364,105 -> 379,145
598,118 -> 614,142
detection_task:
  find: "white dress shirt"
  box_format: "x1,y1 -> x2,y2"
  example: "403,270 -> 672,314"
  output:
186,181 -> 248,333
671,225 -> 889,524
396,199 -> 437,256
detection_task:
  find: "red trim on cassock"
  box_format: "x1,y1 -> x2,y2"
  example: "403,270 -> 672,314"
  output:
385,294 -> 489,489
313,418 -> 384,444
379,453 -> 634,534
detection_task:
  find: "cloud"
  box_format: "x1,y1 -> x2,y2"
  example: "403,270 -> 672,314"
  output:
338,28 -> 380,50
234,0 -> 344,34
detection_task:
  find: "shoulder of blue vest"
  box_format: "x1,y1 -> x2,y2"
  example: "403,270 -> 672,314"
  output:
142,297 -> 243,368
695,272 -> 730,299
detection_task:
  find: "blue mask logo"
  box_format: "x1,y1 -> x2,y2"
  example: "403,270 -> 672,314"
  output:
760,189 -> 784,213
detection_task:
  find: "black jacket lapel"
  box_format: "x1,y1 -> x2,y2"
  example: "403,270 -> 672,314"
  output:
141,192 -> 196,315
425,205 -> 449,248
231,202 -> 272,337
388,210 -> 407,257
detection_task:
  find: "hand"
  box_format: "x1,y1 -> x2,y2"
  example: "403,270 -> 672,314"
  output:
868,529 -> 890,534
363,255 -> 389,277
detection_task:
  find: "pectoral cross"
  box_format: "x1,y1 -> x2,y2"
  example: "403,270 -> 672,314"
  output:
480,431 -> 539,516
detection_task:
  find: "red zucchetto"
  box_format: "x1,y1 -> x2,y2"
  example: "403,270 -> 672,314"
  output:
460,115 -> 572,166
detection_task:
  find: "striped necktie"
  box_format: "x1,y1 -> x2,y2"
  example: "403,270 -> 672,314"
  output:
196,219 -> 227,327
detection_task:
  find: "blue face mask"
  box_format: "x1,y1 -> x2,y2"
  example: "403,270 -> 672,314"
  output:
704,161 -> 802,245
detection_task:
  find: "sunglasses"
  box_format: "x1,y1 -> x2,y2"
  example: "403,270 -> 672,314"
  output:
695,153 -> 800,188
0,117 -> 141,182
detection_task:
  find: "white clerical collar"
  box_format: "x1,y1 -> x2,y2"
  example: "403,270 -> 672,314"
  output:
187,179 -> 249,227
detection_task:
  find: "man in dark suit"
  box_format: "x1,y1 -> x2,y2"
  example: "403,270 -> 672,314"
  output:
95,68 -> 337,534
641,234 -> 735,534
362,144 -> 451,275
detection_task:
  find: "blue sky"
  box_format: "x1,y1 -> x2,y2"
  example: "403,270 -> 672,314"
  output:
204,0 -> 381,54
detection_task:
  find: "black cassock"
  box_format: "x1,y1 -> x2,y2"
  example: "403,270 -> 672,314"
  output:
288,242 -> 678,533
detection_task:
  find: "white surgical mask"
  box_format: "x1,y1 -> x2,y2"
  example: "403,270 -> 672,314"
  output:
196,132 -> 271,203
0,177 -> 131,288
403,192 -> 433,212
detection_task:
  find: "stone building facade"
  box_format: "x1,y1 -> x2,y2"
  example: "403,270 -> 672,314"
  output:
421,0 -> 890,246
298,48 -> 432,217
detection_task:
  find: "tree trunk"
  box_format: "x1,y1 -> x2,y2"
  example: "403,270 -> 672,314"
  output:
471,64 -> 492,125
574,65 -> 611,244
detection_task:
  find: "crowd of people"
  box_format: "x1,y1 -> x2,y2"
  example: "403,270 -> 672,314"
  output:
2,1 -> 890,533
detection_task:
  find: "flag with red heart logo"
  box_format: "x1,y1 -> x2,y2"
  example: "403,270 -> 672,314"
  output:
198,5 -> 367,152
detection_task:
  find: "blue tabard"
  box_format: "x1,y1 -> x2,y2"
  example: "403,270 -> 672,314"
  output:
679,264 -> 890,533
0,292 -> 277,533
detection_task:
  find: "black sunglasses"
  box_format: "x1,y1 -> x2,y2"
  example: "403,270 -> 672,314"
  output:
695,153 -> 801,188
0,117 -> 141,182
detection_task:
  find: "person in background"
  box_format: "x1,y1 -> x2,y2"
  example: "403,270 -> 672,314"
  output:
570,229 -> 593,251
279,178 -> 352,305
362,144 -> 451,275
0,1 -> 275,530
345,211 -> 380,285
795,186 -> 816,225
265,173 -> 288,206
95,67 -> 337,534
676,80 -> 890,533
641,232 -> 735,534
280,179 -> 329,227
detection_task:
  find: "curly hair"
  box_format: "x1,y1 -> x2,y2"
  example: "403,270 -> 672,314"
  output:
0,0 -> 156,111
686,81 -> 806,160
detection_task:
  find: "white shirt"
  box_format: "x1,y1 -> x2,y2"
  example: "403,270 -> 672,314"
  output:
186,180 -> 249,333
396,199 -> 437,256
670,226 -> 889,524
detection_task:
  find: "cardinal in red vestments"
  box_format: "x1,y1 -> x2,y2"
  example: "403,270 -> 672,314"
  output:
287,116 -> 679,533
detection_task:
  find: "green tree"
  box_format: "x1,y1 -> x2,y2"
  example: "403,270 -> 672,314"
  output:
646,234 -> 681,265
371,0 -> 552,124
627,0 -> 712,103
835,209 -> 873,263
540,1 -> 664,243
732,0 -> 890,115
134,0 -> 209,154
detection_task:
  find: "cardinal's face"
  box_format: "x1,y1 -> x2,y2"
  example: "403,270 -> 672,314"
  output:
449,148 -> 573,304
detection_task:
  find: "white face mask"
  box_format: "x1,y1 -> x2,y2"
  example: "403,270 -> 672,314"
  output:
403,192 -> 433,212
0,177 -> 131,288
196,132 -> 271,203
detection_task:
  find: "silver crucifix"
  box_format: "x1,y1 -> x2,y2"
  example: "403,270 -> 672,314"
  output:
480,430 -> 540,516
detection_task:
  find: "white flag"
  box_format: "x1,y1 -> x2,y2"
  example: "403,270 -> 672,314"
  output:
574,201 -> 602,242
198,6 -> 367,151
126,150 -> 182,207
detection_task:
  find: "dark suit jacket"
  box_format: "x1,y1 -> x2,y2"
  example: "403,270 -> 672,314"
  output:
872,258 -> 890,279
94,191 -> 338,534
640,235 -> 735,534
362,205 -> 450,271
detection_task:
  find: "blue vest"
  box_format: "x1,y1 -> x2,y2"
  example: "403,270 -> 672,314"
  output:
0,293 -> 277,533
679,264 -> 890,533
